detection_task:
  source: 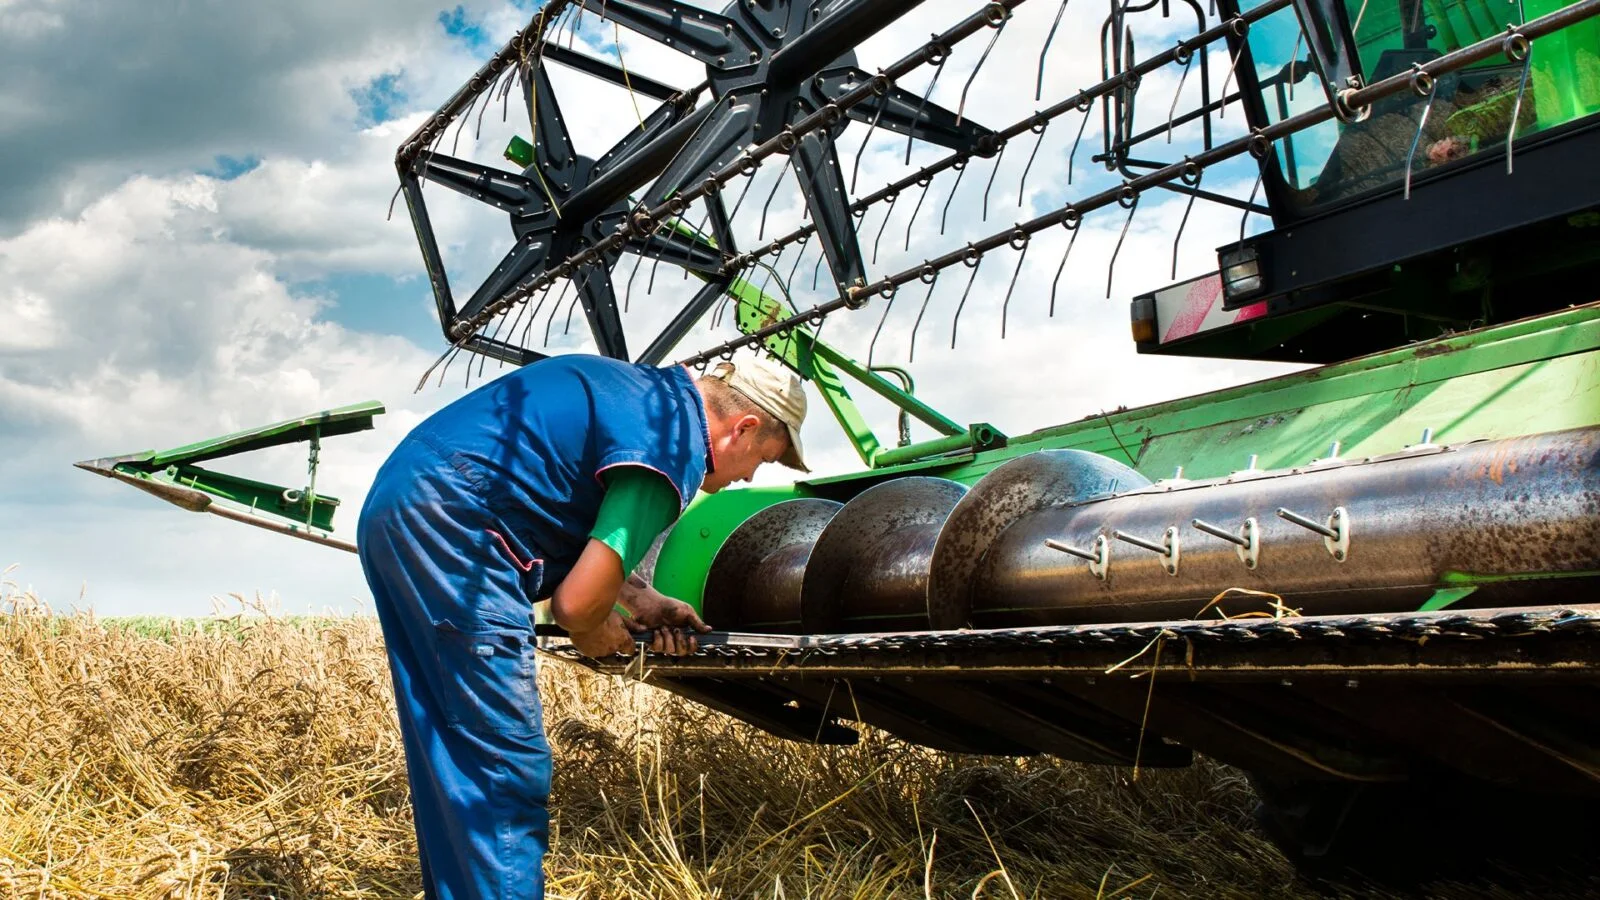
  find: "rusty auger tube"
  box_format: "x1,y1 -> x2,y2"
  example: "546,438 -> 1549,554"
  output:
967,427 -> 1600,626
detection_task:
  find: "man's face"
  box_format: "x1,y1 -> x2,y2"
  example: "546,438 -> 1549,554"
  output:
703,414 -> 788,493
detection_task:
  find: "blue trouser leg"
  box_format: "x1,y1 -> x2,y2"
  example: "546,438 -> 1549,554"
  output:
360,445 -> 551,900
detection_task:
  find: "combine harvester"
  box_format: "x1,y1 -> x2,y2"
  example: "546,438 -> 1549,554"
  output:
83,0 -> 1600,876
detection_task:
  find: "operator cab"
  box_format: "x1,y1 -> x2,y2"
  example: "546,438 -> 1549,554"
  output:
1133,0 -> 1600,362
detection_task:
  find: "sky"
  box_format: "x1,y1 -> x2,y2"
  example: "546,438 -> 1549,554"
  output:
0,0 -> 1303,617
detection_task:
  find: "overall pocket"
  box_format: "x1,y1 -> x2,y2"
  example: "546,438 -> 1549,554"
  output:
432,621 -> 543,738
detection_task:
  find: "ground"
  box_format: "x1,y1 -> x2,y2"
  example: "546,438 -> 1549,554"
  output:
0,587 -> 1592,899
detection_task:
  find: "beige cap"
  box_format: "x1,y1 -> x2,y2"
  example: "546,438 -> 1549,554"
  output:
711,353 -> 809,472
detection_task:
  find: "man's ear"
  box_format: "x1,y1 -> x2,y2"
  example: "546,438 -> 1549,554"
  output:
734,413 -> 762,441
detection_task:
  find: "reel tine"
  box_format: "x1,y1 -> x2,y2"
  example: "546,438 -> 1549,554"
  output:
906,55 -> 948,165
905,174 -> 933,251
1050,216 -> 1081,317
1037,0 -> 1071,102
1238,171 -> 1264,252
872,191 -> 900,264
950,246 -> 984,349
956,8 -> 1009,126
566,3 -> 583,49
1173,172 -> 1200,280
415,343 -> 459,393
981,139 -> 1006,221
1220,40 -> 1243,119
850,90 -> 888,194
519,285 -> 553,348
1019,118 -> 1048,207
786,233 -> 809,288
437,344 -> 466,390
1068,99 -> 1092,185
729,167 -> 759,222
758,251 -> 780,301
648,248 -> 663,295
474,306 -> 509,383
475,64 -> 507,141
909,271 -> 939,363
940,158 -> 969,235
685,211 -> 711,278
1107,192 -> 1139,299
1167,49 -> 1192,143
759,166 -> 788,241
544,277 -> 572,346
1508,34 -> 1533,174
867,279 -> 903,367
710,293 -> 728,330
502,57 -> 518,123
386,183 -> 403,222
499,295 -> 533,368
1404,74 -> 1438,201
563,268 -> 591,336
451,92 -> 479,156
1288,32 -> 1303,102
811,248 -> 827,291
1001,231 -> 1029,340
625,249 -> 646,312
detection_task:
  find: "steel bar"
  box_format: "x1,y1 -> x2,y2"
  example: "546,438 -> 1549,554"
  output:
546,604 -> 1600,674
539,43 -> 681,101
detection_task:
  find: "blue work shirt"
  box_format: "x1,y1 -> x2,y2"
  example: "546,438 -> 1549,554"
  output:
374,355 -> 712,599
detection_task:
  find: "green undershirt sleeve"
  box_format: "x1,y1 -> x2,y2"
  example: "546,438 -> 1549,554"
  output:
590,466 -> 681,577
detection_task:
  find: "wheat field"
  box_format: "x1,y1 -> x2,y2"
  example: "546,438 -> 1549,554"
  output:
0,574 -> 1587,899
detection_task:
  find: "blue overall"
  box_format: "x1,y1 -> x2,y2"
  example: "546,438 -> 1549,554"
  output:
357,356 -> 710,900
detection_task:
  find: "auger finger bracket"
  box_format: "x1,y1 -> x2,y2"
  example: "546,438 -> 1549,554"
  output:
1192,516 -> 1260,570
1045,534 -> 1110,580
1277,506 -> 1351,562
1115,527 -> 1180,576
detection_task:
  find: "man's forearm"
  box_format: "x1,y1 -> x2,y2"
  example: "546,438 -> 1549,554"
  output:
551,539 -> 626,634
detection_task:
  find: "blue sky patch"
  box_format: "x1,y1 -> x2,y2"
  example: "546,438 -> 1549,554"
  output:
297,272 -> 443,347
202,155 -> 262,181
353,72 -> 406,127
440,5 -> 492,51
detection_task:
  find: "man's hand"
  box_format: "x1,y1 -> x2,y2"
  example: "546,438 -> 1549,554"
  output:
567,611 -> 638,658
622,579 -> 713,635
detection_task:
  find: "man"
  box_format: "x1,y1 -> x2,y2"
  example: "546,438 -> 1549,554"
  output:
356,351 -> 808,900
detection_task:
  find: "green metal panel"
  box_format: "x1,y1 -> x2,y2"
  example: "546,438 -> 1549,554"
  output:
76,401 -> 384,541
146,401 -> 385,468
651,485 -> 811,608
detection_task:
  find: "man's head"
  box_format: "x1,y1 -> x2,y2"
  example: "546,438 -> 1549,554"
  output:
695,353 -> 809,492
